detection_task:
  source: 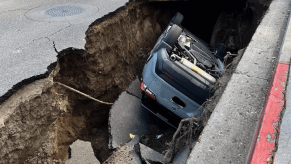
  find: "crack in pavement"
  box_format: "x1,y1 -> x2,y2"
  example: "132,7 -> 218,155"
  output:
48,23 -> 72,37
52,41 -> 59,54
11,23 -> 71,53
0,8 -> 30,15
234,72 -> 271,81
125,90 -> 141,99
13,36 -> 51,51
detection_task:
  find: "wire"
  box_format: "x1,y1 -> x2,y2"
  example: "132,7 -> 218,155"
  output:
54,82 -> 114,105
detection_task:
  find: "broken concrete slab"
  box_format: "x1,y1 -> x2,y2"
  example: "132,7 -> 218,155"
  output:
172,142 -> 195,164
109,91 -> 150,148
126,78 -> 142,99
65,140 -> 100,164
104,138 -> 144,164
140,143 -> 164,163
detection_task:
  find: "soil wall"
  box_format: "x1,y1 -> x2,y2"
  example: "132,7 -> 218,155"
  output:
210,0 -> 273,51
0,0 -> 172,163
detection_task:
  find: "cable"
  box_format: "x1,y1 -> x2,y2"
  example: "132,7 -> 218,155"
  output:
54,82 -> 114,105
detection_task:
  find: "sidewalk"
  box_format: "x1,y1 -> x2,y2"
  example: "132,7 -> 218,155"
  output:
273,4 -> 291,162
274,69 -> 291,163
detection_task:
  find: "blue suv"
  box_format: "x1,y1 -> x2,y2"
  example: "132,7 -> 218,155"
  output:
140,12 -> 226,128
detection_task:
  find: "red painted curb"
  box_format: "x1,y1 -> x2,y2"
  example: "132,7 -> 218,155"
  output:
247,62 -> 289,164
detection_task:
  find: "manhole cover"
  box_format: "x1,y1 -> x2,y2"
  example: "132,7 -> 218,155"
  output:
25,3 -> 99,22
45,6 -> 85,17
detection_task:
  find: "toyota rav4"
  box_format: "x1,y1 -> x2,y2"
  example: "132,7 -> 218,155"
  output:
140,12 -> 226,128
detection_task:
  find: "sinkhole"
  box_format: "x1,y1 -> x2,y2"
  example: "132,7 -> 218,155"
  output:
0,0 -> 273,163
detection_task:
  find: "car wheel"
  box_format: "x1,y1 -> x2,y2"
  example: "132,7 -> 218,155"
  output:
170,12 -> 184,25
163,24 -> 183,46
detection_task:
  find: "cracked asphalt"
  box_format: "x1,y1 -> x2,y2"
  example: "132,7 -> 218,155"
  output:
109,78 -> 150,148
0,0 -> 128,98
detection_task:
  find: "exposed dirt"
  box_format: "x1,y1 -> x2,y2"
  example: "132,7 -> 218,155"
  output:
0,0 -> 274,164
20,0 -> 172,163
210,0 -> 273,52
0,63 -> 67,164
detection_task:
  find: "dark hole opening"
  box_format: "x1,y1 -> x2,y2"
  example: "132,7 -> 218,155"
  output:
172,96 -> 186,108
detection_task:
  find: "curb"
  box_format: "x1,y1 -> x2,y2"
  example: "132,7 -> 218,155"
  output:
247,62 -> 289,164
248,0 -> 291,161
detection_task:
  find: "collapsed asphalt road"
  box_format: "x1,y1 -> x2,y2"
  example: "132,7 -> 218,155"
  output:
109,78 -> 150,149
0,0 -> 173,163
0,0 -> 274,163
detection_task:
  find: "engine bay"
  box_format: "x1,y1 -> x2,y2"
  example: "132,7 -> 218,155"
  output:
167,33 -> 225,79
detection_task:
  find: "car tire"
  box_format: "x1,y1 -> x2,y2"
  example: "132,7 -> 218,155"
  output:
163,24 -> 183,46
170,12 -> 183,25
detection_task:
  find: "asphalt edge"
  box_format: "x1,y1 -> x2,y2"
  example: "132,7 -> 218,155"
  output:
0,47 -> 85,106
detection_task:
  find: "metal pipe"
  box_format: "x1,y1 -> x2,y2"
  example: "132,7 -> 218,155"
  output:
177,42 -> 197,65
179,58 -> 216,84
184,47 -> 197,65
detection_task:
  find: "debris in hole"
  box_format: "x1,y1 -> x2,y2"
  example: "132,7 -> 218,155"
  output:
156,134 -> 163,139
140,124 -> 176,154
104,135 -> 146,164
130,133 -> 136,139
65,140 -> 100,164
140,143 -> 164,163
109,90 -> 150,149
